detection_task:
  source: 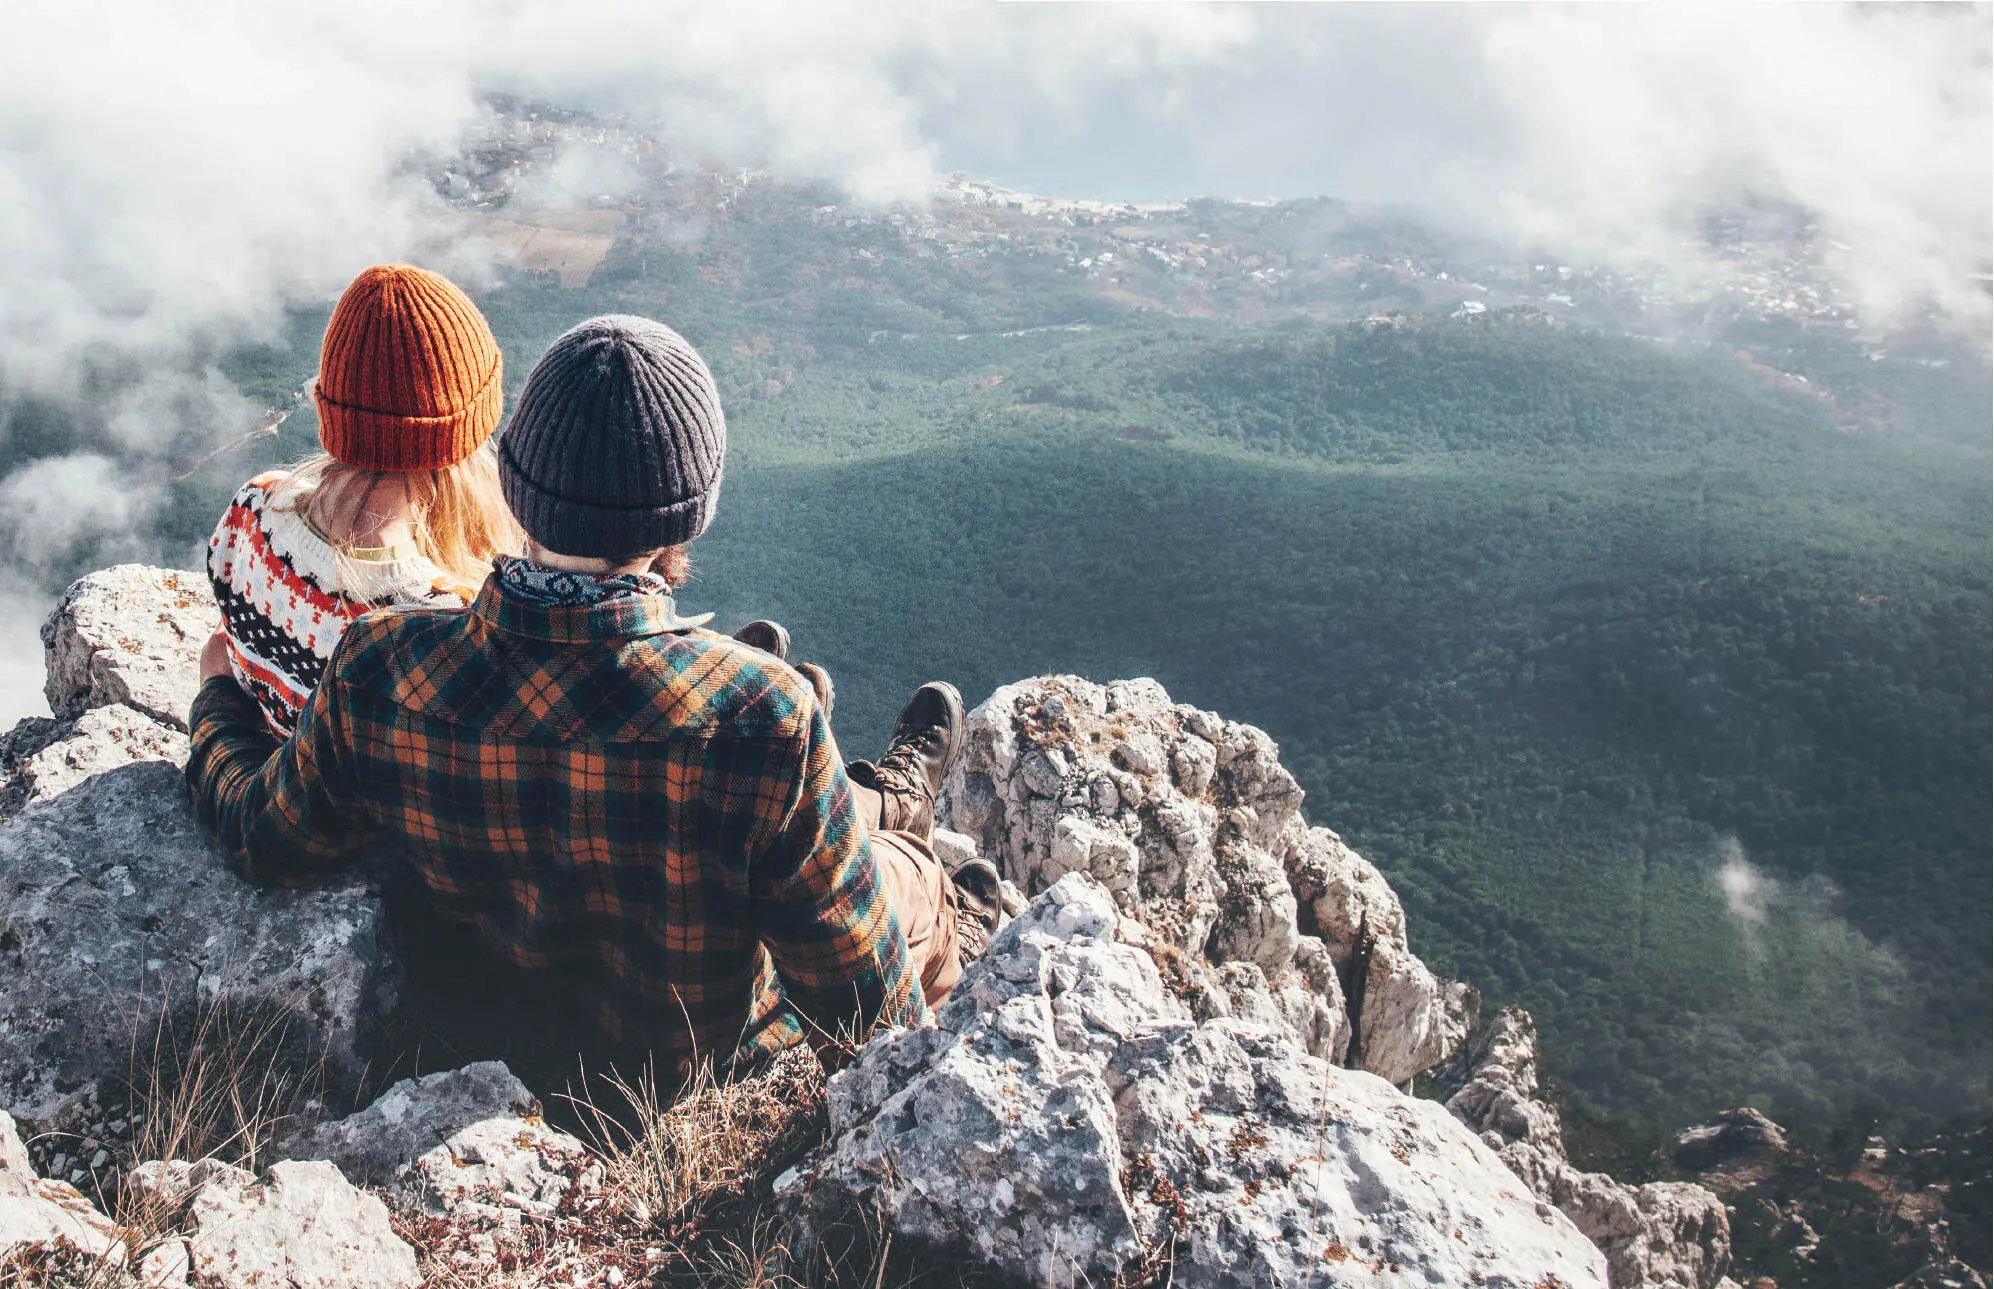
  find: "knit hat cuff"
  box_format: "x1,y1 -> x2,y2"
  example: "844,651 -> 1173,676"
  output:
500,446 -> 721,557
316,356 -> 504,472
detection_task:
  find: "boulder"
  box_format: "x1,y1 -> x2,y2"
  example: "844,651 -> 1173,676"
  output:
1,569 -> 399,1134
276,1061 -> 599,1220
1669,1108 -> 1791,1192
789,874 -> 1609,1288
0,1168 -> 124,1267
1282,821 -> 1476,1084
0,761 -> 397,1133
0,1110 -> 132,1271
1444,1008 -> 1732,1288
40,565 -> 218,730
180,1159 -> 418,1289
402,1115 -> 597,1221
277,1062 -> 539,1186
938,675 -> 1472,1084
0,703 -> 189,820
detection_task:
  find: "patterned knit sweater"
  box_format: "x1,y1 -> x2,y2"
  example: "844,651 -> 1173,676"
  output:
208,471 -> 476,736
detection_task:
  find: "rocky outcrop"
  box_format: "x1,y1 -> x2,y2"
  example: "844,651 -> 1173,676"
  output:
276,1061 -> 600,1221
39,565 -> 217,730
0,703 -> 189,819
0,571 -> 1759,1286
1444,1008 -> 1733,1288
939,676 -> 1474,1087
2,1108 -> 180,1283
0,567 -> 398,1135
789,873 -> 1610,1288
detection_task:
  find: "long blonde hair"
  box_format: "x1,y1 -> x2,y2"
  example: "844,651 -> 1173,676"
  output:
266,440 -> 522,590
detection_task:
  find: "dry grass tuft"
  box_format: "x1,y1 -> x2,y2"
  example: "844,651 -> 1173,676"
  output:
123,995 -> 328,1177
0,1242 -> 138,1289
574,1047 -> 828,1240
393,1047 -> 1012,1288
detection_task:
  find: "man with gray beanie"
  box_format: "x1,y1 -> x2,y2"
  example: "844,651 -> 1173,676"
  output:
187,313 -> 1000,1084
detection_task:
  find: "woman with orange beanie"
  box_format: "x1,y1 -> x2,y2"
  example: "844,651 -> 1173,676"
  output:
207,264 -> 522,735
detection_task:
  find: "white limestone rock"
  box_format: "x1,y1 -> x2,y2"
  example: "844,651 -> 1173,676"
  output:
277,1062 -> 539,1185
938,675 -> 1470,1083
1,1112 -> 128,1269
1445,1008 -> 1733,1288
0,1112 -> 30,1180
41,566 -> 218,730
0,1168 -> 123,1266
1281,819 -> 1476,1085
182,1159 -> 418,1289
406,1115 -> 598,1221
1,567 -> 398,1134
0,703 -> 190,818
275,1061 -> 598,1220
791,874 -> 1608,1288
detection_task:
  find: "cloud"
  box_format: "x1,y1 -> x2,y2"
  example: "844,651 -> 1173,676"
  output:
0,2 -> 1982,413
0,453 -> 162,581
1717,841 -> 1771,932
0,0 -> 1984,709
953,6 -> 1991,327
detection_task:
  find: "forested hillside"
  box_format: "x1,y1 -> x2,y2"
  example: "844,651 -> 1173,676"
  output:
175,257 -> 1992,1147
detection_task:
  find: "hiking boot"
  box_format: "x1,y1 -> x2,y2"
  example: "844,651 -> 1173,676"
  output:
868,681 -> 963,839
949,854 -> 1006,965
733,620 -> 790,661
796,662 -> 835,721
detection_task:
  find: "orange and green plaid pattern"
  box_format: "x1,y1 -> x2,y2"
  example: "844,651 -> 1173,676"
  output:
187,573 -> 926,1073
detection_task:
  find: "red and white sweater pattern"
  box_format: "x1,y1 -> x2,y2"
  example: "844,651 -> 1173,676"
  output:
207,471 -> 474,736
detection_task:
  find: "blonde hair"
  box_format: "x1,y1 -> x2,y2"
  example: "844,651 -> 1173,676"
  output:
266,441 -> 523,590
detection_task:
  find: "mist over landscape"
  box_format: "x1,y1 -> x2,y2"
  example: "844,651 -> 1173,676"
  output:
0,4 -> 1989,1281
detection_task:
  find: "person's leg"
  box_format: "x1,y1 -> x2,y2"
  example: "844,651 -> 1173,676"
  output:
848,776 -> 887,834
851,682 -> 963,839
867,829 -> 963,1006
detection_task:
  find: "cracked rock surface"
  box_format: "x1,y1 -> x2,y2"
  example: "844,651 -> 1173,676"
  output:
277,1061 -> 600,1221
790,873 -> 1609,1288
939,675 -> 1474,1086
1443,1007 -> 1734,1288
40,565 -> 218,731
0,567 -> 398,1135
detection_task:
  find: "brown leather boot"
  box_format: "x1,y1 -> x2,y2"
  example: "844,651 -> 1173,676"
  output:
866,681 -> 963,839
949,854 -> 1006,966
733,620 -> 789,660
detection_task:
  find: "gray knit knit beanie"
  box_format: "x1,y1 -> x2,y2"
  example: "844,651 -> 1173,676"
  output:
499,315 -> 726,558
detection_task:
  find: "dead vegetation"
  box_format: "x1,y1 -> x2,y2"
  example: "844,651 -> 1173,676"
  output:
9,1002 -> 1022,1288
393,1047 -> 1016,1289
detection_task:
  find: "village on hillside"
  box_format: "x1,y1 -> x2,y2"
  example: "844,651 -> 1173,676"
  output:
422,95 -> 1988,390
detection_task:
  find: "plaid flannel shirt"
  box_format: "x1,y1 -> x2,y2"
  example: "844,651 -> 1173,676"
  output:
186,568 -> 927,1074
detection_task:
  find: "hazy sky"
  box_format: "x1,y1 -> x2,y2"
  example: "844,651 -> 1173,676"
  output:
0,0 -> 1988,720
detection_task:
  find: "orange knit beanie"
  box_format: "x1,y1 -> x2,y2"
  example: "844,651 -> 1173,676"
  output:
314,265 -> 504,472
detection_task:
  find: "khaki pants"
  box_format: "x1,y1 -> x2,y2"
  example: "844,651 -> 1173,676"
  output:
853,782 -> 962,1007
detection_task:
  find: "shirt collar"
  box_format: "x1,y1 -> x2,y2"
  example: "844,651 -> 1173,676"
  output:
475,555 -> 715,643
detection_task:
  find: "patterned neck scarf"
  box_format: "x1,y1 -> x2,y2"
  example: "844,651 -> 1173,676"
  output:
495,554 -> 671,608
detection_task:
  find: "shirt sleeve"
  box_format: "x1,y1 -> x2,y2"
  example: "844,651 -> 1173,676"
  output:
185,642 -> 376,887
750,698 -> 929,1055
